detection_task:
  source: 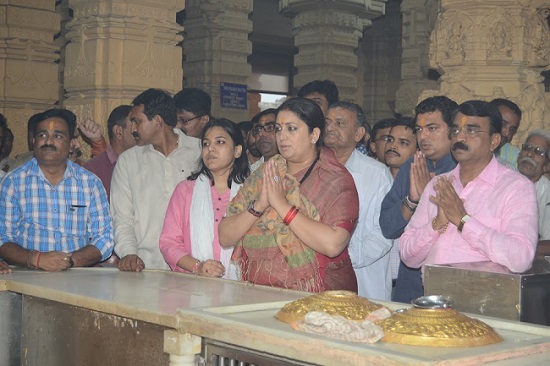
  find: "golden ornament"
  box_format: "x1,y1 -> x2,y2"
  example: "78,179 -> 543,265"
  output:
275,290 -> 385,324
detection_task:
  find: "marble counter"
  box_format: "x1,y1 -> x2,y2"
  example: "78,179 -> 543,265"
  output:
0,267 -> 305,328
2,267 -> 550,365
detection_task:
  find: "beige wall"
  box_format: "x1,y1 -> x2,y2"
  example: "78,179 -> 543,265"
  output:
0,0 -> 548,159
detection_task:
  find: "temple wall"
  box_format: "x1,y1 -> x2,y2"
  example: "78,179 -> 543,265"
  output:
0,0 -> 547,157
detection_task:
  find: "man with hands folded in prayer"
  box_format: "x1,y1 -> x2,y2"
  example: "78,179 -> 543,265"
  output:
400,100 -> 537,273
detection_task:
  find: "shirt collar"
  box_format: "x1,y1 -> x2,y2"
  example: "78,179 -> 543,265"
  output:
453,155 -> 499,187
106,145 -> 119,164
30,158 -> 79,184
428,152 -> 457,173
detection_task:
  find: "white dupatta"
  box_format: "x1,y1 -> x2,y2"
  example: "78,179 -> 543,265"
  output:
190,174 -> 241,280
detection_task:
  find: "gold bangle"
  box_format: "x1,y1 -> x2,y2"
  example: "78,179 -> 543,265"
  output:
432,217 -> 448,234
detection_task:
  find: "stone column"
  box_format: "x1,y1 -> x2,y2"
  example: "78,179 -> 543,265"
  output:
163,330 -> 201,366
182,0 -> 253,122
394,0 -> 439,116
362,0 -> 402,121
423,0 -> 550,143
281,0 -> 387,102
0,1 -> 60,157
64,0 -> 184,137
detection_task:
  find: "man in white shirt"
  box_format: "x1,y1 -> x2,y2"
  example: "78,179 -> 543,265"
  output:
324,101 -> 393,300
517,129 -> 550,256
111,89 -> 201,271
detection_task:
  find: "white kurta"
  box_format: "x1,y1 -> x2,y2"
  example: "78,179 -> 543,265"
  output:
345,150 -> 393,300
536,175 -> 550,240
111,129 -> 201,270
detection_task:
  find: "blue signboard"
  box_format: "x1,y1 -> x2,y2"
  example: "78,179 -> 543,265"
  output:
220,82 -> 247,110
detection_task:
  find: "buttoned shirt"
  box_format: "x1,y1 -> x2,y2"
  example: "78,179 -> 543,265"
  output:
345,150 -> 393,300
110,129 -> 201,270
83,145 -> 119,200
400,157 -> 538,273
536,175 -> 550,240
0,159 -> 113,259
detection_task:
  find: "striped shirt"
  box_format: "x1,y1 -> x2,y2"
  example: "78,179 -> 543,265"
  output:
0,158 -> 113,260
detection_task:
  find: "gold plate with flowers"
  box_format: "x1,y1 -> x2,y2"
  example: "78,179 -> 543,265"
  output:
275,290 -> 385,324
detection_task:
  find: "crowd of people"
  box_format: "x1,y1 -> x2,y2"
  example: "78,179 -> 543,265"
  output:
0,80 -> 547,303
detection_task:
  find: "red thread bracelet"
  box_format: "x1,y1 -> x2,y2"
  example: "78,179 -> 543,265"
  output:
36,252 -> 42,270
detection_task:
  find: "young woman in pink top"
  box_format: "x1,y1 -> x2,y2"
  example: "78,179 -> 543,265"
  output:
159,118 -> 249,278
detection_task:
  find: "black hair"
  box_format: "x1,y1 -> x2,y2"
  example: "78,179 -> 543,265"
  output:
276,97 -> 325,148
489,98 -> 522,120
0,113 -> 7,132
132,88 -> 177,127
28,113 -> 42,133
329,101 -> 367,128
174,88 -> 211,117
392,116 -> 416,133
415,96 -> 459,128
372,118 -> 397,140
107,105 -> 132,142
452,100 -> 502,135
35,109 -> 77,139
189,118 -> 250,186
238,121 -> 253,135
297,80 -> 339,106
251,108 -> 278,125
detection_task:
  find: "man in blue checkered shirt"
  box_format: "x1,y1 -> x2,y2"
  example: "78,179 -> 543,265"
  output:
0,109 -> 113,271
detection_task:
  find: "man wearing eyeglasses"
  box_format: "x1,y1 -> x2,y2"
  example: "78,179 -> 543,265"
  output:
490,98 -> 522,169
174,88 -> 211,138
400,100 -> 537,274
252,109 -> 278,161
380,96 -> 458,303
247,109 -> 278,173
369,118 -> 396,163
517,129 -> 550,257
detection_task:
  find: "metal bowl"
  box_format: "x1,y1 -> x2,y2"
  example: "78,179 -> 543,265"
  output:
412,295 -> 455,309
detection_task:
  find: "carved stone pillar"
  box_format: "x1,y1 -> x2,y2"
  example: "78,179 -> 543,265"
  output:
64,0 -> 184,138
0,1 -> 60,157
281,0 -> 387,102
362,0 -> 402,121
394,0 -> 439,116
182,0 -> 253,122
424,0 -> 550,143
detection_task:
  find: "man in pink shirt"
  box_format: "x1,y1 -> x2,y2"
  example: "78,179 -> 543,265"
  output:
400,100 -> 537,274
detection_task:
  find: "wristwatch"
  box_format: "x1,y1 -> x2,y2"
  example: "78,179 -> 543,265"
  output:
457,214 -> 471,233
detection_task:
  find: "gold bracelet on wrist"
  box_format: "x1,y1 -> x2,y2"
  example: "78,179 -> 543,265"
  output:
432,217 -> 448,234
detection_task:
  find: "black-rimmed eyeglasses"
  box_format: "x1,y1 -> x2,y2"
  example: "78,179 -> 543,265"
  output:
177,114 -> 206,125
252,123 -> 276,135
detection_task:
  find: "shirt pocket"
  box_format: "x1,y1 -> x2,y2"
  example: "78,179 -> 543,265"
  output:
65,203 -> 89,236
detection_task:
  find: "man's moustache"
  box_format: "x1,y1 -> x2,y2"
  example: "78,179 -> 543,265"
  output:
40,145 -> 56,151
518,156 -> 537,168
452,142 -> 469,151
385,149 -> 400,157
132,131 -> 141,139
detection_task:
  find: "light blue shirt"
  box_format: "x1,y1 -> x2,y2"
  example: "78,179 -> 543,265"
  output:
0,159 -> 113,260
